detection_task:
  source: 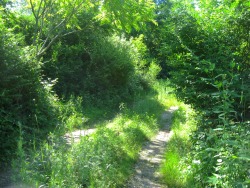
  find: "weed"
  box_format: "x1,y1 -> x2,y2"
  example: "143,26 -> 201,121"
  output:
160,105 -> 197,187
11,81 -> 179,187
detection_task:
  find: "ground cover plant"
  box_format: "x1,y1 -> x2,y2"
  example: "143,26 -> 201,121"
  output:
154,0 -> 250,187
160,105 -> 197,188
11,81 -> 180,187
1,0 -> 249,187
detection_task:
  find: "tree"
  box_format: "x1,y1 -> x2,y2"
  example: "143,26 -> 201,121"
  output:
98,0 -> 156,33
20,0 -> 156,57
26,0 -> 91,56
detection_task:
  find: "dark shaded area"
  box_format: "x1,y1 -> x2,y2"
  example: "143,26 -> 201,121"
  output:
0,165 -> 12,188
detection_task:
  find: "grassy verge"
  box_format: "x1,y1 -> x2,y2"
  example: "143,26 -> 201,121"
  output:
160,104 -> 197,187
12,80 -> 182,187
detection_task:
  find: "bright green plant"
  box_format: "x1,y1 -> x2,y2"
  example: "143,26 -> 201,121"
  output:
160,105 -> 197,187
151,0 -> 250,187
0,12 -> 64,166
98,0 -> 156,33
11,81 -> 177,187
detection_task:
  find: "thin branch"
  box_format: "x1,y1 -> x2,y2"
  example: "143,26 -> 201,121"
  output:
39,36 -> 49,54
61,29 -> 82,37
37,34 -> 59,56
30,0 -> 37,19
36,0 -> 44,18
35,0 -> 86,56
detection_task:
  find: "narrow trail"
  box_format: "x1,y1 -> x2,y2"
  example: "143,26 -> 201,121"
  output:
1,107 -> 178,188
63,128 -> 97,144
127,106 -> 178,188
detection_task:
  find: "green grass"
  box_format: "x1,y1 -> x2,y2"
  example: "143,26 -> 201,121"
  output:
12,80 -> 183,187
160,104 -> 197,187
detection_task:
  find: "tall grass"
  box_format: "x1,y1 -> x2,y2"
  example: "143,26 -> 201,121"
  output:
160,104 -> 197,187
12,81 -> 181,187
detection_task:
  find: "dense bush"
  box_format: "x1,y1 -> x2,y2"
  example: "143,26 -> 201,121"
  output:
0,17 -> 61,162
191,121 -> 249,187
43,34 -> 156,107
152,1 -> 250,187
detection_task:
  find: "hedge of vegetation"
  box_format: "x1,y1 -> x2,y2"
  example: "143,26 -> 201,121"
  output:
151,1 -> 250,187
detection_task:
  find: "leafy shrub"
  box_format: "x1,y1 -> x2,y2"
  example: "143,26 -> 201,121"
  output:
155,1 -> 250,187
191,122 -> 250,187
87,36 -> 135,95
0,16 -> 61,163
43,34 -> 156,107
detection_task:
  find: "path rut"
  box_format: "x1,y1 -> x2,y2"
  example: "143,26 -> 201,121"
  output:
127,106 -> 178,188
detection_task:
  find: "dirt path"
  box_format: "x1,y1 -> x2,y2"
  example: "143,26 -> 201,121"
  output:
0,129 -> 97,188
127,106 -> 178,188
63,128 -> 97,144
1,107 -> 177,188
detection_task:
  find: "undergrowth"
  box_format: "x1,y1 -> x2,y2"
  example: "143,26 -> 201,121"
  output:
160,104 -> 197,187
12,81 -> 181,187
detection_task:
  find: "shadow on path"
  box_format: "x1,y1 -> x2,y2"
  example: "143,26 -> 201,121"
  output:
127,106 -> 178,188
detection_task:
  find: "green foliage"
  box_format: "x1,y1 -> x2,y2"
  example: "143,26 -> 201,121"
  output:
43,33 -> 158,108
131,34 -> 162,84
168,3 -> 250,114
0,15 -> 62,163
25,0 -> 96,56
161,105 -> 197,187
20,0 -> 156,56
89,36 -> 135,89
143,0 -> 176,78
0,0 -> 11,8
98,0 -> 156,33
12,84 -> 175,187
154,0 -> 250,187
191,122 -> 250,187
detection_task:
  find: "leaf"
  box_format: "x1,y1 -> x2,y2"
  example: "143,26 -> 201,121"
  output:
205,148 -> 219,151
238,156 -> 250,161
213,128 -> 224,131
230,61 -> 236,68
210,63 -> 215,70
207,175 -> 219,184
212,81 -> 223,89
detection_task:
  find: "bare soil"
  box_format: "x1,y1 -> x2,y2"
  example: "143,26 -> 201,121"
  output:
63,128 -> 97,144
1,107 -> 178,188
126,106 -> 178,188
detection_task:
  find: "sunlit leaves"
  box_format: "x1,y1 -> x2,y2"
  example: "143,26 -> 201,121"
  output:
25,0 -> 97,56
97,0 -> 156,33
22,0 -> 156,56
152,1 -> 250,187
